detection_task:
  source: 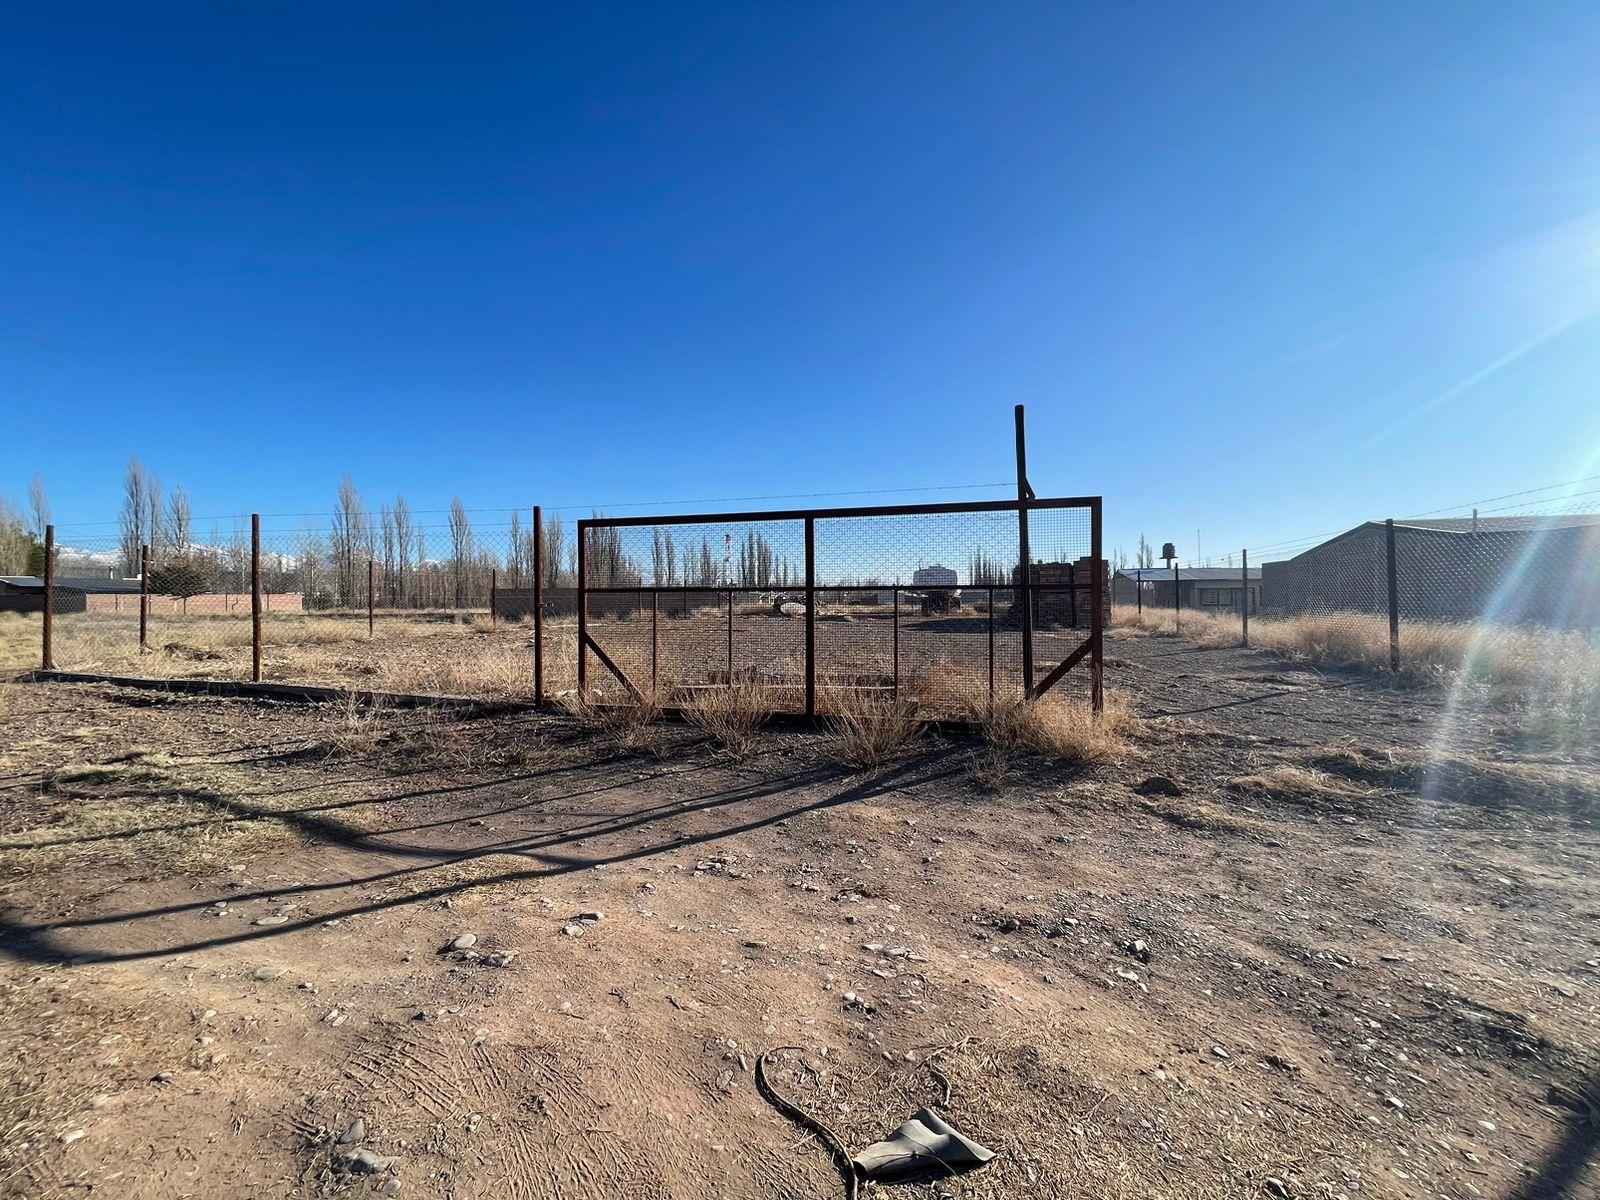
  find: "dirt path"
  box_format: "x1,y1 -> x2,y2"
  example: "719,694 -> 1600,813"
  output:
1,655 -> 1596,1199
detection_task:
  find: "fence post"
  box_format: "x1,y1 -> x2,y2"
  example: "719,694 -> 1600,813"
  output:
891,586 -> 899,697
987,585 -> 995,714
1090,498 -> 1104,716
1240,548 -> 1250,648
41,524 -> 54,670
139,543 -> 150,655
489,568 -> 497,630
1015,405 -> 1035,697
804,516 -> 815,718
726,589 -> 734,682
1172,560 -> 1181,633
368,558 -> 375,637
576,519 -> 588,700
651,589 -> 658,691
1385,517 -> 1400,672
1136,572 -> 1142,614
533,506 -> 544,706
251,514 -> 262,683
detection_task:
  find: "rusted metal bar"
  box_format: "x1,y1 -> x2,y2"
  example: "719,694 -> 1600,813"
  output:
987,584 -> 995,714
804,516 -> 815,717
42,524 -> 54,669
1090,497 -> 1104,717
580,494 -> 1099,530
576,519 -> 588,700
1034,637 -> 1092,697
139,543 -> 150,654
533,506 -> 544,706
251,514 -> 262,683
651,589 -> 659,690
1136,570 -> 1142,614
892,585 -> 899,697
1385,518 -> 1400,672
1241,548 -> 1250,648
582,632 -> 646,703
490,568 -> 497,630
1172,559 -> 1181,634
1015,405 -> 1035,698
726,589 -> 734,681
368,558 -> 375,637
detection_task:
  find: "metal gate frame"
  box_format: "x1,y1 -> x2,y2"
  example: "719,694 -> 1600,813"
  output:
576,494 -> 1103,721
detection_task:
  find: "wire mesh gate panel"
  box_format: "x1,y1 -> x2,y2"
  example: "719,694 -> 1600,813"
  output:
577,497 -> 1103,720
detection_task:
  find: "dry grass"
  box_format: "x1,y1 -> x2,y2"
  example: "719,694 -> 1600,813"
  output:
0,749 -> 298,885
681,681 -> 767,757
966,746 -> 1012,791
561,688 -> 666,755
981,690 -> 1134,764
820,685 -> 921,768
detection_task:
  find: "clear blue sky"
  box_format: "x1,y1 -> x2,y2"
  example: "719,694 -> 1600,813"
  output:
5,3 -> 1600,564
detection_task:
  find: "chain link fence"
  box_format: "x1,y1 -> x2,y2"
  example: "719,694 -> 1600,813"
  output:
1109,504 -> 1600,725
9,499 -> 1105,723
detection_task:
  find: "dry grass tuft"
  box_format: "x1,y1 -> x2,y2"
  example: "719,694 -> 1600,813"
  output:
966,746 -> 1012,792
681,681 -> 766,757
821,686 -> 920,768
982,690 -> 1135,764
562,689 -> 666,755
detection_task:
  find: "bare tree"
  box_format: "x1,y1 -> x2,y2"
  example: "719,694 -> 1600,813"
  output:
541,513 -> 565,588
119,457 -> 152,575
448,498 -> 473,607
146,471 -> 164,562
166,485 -> 193,550
1137,534 -> 1155,569
330,476 -> 371,608
27,474 -> 49,539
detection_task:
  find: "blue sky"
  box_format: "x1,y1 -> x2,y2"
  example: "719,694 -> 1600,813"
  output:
5,3 -> 1600,565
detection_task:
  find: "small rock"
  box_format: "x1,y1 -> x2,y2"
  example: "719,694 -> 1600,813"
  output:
1385,1095 -> 1405,1111
253,915 -> 290,927
743,939 -> 768,950
335,1147 -> 399,1174
577,911 -> 605,923
561,924 -> 585,938
59,1129 -> 87,1145
1264,1178 -> 1289,1198
338,1119 -> 365,1146
1135,776 -> 1186,797
252,965 -> 288,982
1124,939 -> 1151,963
1211,1046 -> 1229,1060
381,1182 -> 402,1196
485,950 -> 518,968
444,933 -> 477,952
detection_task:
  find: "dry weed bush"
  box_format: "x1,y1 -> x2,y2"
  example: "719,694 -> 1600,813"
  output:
982,690 -> 1134,764
562,688 -> 666,755
821,686 -> 920,768
682,681 -> 766,756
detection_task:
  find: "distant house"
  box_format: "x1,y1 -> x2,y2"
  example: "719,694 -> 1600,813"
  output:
1260,515 -> 1600,630
1112,566 -> 1262,615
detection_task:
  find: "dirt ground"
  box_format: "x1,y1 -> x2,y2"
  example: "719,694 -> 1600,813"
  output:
1,633 -> 1597,1200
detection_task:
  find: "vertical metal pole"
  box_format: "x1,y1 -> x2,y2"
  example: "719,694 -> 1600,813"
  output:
1015,405 -> 1034,698
42,524 -> 54,669
1240,549 -> 1250,648
726,589 -> 734,682
891,586 -> 899,697
490,568 -> 497,630
1090,499 -> 1104,716
651,589 -> 659,690
139,543 -> 150,654
987,585 -> 995,713
1385,518 -> 1400,672
250,514 -> 262,683
1173,560 -> 1181,633
576,520 -> 588,699
1137,572 -> 1142,614
804,516 -> 816,718
368,558 -> 375,637
533,506 -> 544,706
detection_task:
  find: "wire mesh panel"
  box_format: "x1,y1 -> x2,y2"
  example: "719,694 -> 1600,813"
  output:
36,534 -> 141,674
580,517 -> 808,707
580,498 -> 1102,721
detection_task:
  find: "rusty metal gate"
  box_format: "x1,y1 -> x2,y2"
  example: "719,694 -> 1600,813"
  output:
576,494 -> 1103,721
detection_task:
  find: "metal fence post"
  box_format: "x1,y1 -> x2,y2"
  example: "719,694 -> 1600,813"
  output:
651,589 -> 659,691
1090,498 -> 1104,716
251,514 -> 262,683
987,585 -> 995,714
804,516 -> 816,717
42,524 -> 54,670
368,558 -> 375,637
533,506 -> 544,706
891,586 -> 899,697
726,589 -> 734,681
576,520 -> 588,700
1385,518 -> 1400,672
1015,405 -> 1035,697
1136,572 -> 1142,614
489,568 -> 497,630
1240,548 -> 1250,648
139,543 -> 150,655
1172,560 -> 1181,633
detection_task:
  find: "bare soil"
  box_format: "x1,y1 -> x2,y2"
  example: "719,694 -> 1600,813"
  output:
1,634 -> 1597,1200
